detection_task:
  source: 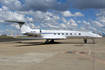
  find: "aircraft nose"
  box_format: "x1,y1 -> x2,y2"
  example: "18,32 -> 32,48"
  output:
96,35 -> 102,38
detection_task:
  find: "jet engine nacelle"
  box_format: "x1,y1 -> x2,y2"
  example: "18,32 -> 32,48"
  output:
26,29 -> 41,37
34,29 -> 41,35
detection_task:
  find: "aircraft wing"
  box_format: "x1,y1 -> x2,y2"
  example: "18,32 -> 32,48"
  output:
18,37 -> 65,40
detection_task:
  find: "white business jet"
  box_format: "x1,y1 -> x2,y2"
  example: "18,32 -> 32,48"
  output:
5,20 -> 102,44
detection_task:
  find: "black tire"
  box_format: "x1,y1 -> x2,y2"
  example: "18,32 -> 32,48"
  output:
49,39 -> 54,43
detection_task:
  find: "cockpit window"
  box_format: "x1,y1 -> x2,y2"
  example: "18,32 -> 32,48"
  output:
92,32 -> 96,34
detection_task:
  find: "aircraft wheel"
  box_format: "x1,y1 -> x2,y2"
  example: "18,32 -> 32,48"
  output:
49,39 -> 54,43
45,41 -> 48,44
45,39 -> 49,44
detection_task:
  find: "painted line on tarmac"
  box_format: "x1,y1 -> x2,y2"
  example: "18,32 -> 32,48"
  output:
78,53 -> 105,64
81,47 -> 105,52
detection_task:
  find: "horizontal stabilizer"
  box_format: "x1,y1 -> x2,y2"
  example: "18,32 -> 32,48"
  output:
5,20 -> 25,23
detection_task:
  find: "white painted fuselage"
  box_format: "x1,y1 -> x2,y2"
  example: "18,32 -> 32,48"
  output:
26,29 -> 102,39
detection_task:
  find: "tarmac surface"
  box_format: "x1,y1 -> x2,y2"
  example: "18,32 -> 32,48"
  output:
0,38 -> 105,70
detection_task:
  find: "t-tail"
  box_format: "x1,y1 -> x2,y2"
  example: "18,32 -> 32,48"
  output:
5,20 -> 32,34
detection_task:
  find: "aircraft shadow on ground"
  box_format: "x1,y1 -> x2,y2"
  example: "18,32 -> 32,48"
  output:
15,41 -> 93,47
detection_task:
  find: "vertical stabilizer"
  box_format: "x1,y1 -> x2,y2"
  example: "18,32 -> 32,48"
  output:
5,20 -> 32,33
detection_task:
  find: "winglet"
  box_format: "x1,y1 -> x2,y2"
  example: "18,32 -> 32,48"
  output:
9,30 -> 17,38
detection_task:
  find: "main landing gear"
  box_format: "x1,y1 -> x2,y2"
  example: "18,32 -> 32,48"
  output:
45,39 -> 54,44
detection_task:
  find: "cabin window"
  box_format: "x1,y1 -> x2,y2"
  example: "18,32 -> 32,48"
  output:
66,33 -> 68,35
58,33 -> 60,35
70,33 -> 72,35
79,33 -> 81,35
54,33 -> 56,35
62,33 -> 64,35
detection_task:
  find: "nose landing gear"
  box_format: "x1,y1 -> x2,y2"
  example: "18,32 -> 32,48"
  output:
84,39 -> 95,44
91,39 -> 95,44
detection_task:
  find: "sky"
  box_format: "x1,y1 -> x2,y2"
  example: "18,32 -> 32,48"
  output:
0,0 -> 105,35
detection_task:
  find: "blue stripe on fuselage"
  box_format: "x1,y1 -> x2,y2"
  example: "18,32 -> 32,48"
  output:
41,33 -> 54,34
23,33 -> 27,35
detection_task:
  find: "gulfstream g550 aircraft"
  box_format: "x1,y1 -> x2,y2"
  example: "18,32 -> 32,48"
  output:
5,20 -> 102,44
